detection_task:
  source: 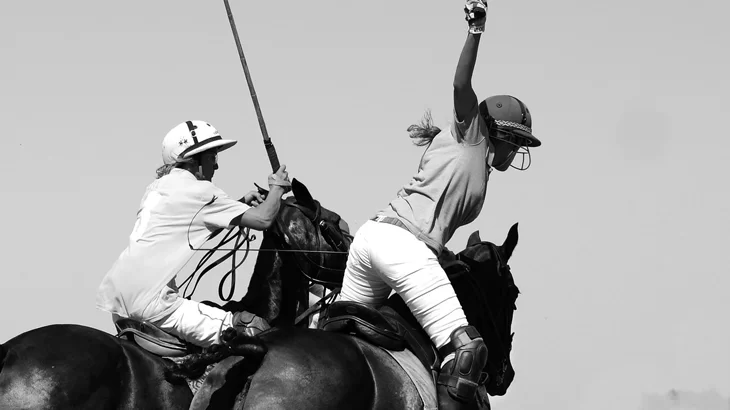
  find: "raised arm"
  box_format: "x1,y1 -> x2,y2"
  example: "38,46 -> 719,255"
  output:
454,1 -> 487,121
453,33 -> 481,121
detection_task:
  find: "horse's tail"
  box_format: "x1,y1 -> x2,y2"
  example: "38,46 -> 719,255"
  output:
163,329 -> 267,384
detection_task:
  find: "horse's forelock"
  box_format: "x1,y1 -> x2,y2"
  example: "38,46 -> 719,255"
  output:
460,240 -> 498,264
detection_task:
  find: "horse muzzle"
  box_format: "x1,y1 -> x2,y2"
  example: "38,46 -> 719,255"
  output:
486,361 -> 515,396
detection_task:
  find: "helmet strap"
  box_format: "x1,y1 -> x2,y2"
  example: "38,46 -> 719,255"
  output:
186,121 -> 200,143
489,131 -> 532,171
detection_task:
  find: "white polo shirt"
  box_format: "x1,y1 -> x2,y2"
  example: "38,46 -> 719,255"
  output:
96,168 -> 250,322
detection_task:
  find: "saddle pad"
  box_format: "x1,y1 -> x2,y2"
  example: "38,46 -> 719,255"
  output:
380,347 -> 438,410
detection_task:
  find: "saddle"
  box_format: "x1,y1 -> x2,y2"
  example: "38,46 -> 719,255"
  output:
319,300 -> 440,377
113,314 -> 200,357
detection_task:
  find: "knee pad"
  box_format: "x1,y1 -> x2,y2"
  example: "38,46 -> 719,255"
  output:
437,326 -> 488,402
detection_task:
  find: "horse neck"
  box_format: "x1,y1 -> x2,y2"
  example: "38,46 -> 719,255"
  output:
239,232 -> 283,323
272,208 -> 332,327
238,229 -> 310,327
451,276 -> 491,331
275,259 -> 310,326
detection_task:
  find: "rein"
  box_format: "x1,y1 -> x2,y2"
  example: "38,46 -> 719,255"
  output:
179,197 -> 351,327
293,287 -> 340,326
180,226 -> 255,301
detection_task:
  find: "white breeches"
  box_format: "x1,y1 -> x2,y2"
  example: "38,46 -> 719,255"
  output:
151,290 -> 324,348
339,220 -> 468,349
152,298 -> 233,348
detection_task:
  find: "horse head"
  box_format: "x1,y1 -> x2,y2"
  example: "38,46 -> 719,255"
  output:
237,178 -> 351,326
447,222 -> 520,397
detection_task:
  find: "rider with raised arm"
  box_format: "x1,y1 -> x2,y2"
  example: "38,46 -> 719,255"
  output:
338,2 -> 541,408
96,120 -> 292,348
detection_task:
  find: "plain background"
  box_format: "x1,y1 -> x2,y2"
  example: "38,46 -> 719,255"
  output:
2,1 -> 728,409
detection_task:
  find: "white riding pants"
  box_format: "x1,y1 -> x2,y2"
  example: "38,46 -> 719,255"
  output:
151,298 -> 233,348
340,220 -> 468,349
150,289 -> 324,347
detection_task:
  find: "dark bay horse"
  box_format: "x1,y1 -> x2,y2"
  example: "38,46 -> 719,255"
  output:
0,179 -> 350,410
193,224 -> 521,410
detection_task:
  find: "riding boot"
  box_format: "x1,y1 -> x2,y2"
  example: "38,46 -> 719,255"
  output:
436,326 -> 488,410
231,311 -> 271,337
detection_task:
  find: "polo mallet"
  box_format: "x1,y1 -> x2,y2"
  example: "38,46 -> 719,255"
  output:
223,0 -> 280,173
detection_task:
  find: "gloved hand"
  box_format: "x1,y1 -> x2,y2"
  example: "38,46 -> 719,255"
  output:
242,190 -> 266,206
231,311 -> 271,337
464,0 -> 488,34
268,165 -> 291,193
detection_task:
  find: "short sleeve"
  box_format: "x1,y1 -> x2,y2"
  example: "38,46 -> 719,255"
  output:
199,184 -> 250,230
450,100 -> 487,145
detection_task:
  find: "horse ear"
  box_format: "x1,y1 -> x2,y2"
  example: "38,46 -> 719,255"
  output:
292,178 -> 317,210
501,223 -> 519,261
467,231 -> 482,247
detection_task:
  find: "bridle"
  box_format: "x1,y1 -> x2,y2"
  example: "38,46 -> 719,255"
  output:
178,196 -> 351,311
455,242 -> 515,387
271,199 -> 353,325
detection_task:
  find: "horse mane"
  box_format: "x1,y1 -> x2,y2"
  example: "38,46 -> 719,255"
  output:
454,250 -> 519,330
229,232 -> 283,324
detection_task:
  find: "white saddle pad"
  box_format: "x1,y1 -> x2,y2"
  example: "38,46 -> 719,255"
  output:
380,347 -> 438,410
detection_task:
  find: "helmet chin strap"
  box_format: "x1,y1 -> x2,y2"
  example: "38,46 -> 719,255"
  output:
487,149 -> 496,168
487,138 -> 516,170
490,130 -> 532,171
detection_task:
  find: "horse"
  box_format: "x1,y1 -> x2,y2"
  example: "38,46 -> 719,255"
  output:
0,179 -> 351,410
187,223 -> 521,410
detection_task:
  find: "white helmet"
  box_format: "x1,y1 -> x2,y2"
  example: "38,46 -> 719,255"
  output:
161,120 -> 237,165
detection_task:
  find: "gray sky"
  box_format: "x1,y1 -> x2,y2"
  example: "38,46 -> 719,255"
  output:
3,1 -> 729,409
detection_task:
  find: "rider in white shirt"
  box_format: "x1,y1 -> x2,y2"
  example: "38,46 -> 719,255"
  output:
97,120 -> 291,347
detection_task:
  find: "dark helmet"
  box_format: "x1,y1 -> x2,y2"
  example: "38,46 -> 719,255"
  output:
479,95 -> 541,147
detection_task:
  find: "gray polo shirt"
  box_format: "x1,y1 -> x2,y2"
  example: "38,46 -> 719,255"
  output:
379,102 -> 491,255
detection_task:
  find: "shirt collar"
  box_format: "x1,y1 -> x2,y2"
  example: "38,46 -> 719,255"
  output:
169,167 -> 198,181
